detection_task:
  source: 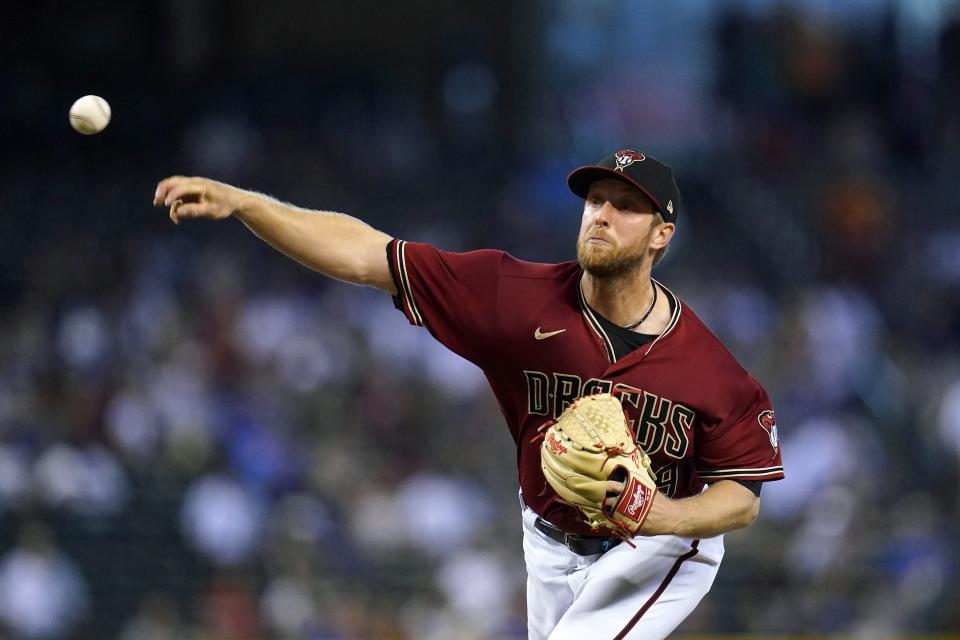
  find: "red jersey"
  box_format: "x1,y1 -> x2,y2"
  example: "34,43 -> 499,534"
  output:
388,240 -> 785,535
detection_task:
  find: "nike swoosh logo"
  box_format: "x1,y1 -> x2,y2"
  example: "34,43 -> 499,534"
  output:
534,327 -> 566,340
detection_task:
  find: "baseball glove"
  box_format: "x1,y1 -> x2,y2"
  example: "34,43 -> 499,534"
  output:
539,393 -> 658,537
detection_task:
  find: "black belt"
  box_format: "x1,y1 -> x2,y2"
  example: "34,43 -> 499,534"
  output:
534,517 -> 621,556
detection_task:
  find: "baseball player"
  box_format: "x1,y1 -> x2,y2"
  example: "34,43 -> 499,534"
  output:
154,149 -> 784,639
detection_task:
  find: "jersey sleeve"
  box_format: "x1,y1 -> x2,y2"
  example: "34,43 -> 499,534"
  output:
388,239 -> 503,366
695,378 -> 785,483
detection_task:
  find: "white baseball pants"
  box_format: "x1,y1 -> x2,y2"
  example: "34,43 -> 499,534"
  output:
521,505 -> 724,640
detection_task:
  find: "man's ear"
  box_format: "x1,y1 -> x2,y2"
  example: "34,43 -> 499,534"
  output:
650,222 -> 675,250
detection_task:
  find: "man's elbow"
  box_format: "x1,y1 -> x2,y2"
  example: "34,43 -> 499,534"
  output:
739,498 -> 761,529
353,239 -> 397,293
355,261 -> 397,293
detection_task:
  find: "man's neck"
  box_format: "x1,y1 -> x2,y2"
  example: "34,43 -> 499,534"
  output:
581,266 -> 657,329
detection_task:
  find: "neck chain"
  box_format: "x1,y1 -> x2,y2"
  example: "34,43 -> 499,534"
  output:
623,281 -> 658,330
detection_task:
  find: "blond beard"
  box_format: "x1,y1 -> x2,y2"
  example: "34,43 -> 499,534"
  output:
577,233 -> 650,277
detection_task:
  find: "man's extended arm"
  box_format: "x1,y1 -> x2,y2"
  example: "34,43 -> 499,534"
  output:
153,176 -> 396,294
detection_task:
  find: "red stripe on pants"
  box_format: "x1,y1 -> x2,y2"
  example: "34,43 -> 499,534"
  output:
612,540 -> 701,640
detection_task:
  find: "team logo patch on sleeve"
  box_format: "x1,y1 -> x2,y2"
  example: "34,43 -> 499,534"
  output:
758,410 -> 778,451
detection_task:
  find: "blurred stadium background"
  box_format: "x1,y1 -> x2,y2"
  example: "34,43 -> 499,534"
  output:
2,0 -> 960,638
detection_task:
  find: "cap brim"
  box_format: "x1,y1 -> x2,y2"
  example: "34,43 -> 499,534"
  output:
566,166 -> 664,214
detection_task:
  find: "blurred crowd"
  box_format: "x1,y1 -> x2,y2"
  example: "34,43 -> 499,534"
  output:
2,2 -> 960,639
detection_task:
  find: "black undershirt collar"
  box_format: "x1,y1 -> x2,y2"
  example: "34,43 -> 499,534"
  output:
588,282 -> 676,361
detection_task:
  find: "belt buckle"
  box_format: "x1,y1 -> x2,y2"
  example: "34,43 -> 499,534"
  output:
564,532 -> 576,551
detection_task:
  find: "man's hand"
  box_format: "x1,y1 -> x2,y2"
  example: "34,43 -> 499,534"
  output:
603,480 -> 675,535
153,176 -> 246,225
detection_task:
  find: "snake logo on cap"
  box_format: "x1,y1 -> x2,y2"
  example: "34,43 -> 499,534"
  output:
614,150 -> 646,171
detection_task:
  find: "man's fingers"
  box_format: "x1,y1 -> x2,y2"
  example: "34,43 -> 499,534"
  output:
606,480 -> 624,495
172,202 -> 213,222
154,175 -> 187,206
163,180 -> 206,207
158,176 -> 224,224
169,199 -> 182,224
603,480 -> 626,511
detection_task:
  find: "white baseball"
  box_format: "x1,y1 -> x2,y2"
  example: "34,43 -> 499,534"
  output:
69,95 -> 111,135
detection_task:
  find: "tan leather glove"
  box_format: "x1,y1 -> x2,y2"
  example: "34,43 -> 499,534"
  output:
540,393 -> 658,536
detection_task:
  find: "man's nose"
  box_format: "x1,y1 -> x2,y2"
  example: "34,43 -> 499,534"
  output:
593,201 -> 615,226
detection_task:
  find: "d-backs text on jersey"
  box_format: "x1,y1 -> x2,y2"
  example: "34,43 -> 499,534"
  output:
524,370 -> 695,461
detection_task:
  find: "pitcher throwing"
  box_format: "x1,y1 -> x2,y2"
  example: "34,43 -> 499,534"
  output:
154,149 -> 784,639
